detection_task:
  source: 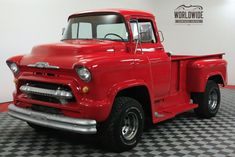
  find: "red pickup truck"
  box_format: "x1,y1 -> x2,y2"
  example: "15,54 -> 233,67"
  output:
6,9 -> 227,152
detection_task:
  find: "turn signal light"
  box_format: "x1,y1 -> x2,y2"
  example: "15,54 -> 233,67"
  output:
82,86 -> 89,93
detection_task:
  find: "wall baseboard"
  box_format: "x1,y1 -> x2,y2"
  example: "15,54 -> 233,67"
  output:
224,85 -> 235,90
0,102 -> 10,112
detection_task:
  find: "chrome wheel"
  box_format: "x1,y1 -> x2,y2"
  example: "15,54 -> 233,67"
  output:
122,111 -> 139,141
208,89 -> 218,110
194,81 -> 220,118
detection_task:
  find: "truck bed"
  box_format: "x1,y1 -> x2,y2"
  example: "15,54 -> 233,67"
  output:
171,53 -> 225,61
169,53 -> 226,95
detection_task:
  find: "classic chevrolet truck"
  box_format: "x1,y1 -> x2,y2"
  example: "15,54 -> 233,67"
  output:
6,9 -> 227,152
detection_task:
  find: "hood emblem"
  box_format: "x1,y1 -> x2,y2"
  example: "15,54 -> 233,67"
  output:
28,62 -> 60,69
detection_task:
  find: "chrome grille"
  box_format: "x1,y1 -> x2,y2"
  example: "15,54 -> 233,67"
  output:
20,85 -> 73,99
20,81 -> 75,104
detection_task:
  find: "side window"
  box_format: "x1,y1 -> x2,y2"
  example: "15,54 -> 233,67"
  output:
130,20 -> 157,43
97,23 -> 128,41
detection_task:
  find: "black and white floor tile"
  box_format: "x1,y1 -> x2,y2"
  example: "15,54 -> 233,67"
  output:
0,89 -> 234,157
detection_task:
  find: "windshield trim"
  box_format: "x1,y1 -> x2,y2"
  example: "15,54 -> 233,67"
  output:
61,12 -> 130,42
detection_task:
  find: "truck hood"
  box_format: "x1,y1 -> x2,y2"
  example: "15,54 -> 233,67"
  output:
20,40 -> 126,69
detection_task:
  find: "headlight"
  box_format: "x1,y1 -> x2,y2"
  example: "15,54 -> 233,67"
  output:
75,67 -> 91,82
7,62 -> 19,75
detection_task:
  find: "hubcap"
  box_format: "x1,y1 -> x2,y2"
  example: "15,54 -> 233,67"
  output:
121,111 -> 139,141
208,89 -> 218,110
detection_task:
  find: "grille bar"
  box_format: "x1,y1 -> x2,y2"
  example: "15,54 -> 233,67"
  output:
20,85 -> 73,99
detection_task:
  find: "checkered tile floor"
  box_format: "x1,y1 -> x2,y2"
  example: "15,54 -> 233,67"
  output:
0,89 -> 235,157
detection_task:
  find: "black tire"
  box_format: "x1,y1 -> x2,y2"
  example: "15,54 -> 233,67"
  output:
193,80 -> 221,118
98,97 -> 145,152
27,122 -> 50,132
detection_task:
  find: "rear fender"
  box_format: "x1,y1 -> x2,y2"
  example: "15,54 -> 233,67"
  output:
187,59 -> 227,92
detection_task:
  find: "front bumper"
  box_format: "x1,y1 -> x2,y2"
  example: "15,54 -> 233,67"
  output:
8,104 -> 97,134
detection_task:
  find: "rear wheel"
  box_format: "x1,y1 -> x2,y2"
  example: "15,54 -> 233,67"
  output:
98,97 -> 145,152
193,80 -> 221,118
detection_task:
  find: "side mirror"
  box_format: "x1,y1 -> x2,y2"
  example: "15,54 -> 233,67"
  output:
166,52 -> 172,57
158,31 -> 164,42
62,27 -> 65,35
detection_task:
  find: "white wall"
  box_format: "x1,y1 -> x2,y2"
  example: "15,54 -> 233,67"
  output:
154,0 -> 235,86
0,0 -> 234,102
0,0 -> 157,102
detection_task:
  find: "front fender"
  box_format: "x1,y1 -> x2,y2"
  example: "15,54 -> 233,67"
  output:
104,79 -> 152,117
6,55 -> 24,65
107,79 -> 151,99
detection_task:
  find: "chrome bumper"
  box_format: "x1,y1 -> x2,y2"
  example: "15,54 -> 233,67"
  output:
8,104 -> 97,134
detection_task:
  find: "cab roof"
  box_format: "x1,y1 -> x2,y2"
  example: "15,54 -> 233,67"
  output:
68,9 -> 154,19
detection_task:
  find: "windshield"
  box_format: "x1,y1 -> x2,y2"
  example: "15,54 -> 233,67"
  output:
62,14 -> 129,42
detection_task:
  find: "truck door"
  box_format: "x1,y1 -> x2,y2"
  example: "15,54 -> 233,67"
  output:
130,18 -> 171,99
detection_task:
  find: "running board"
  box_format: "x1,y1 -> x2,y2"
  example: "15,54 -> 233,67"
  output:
153,103 -> 198,123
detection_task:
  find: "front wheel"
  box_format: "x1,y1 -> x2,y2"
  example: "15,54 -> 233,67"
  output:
98,97 -> 145,152
193,80 -> 221,118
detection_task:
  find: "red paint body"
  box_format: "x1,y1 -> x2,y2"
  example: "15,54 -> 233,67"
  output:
7,9 -> 227,124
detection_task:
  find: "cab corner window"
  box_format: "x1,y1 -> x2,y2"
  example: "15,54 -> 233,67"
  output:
79,22 -> 92,39
70,22 -> 92,39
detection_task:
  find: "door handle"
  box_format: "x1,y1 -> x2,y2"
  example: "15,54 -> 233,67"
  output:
150,58 -> 161,63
